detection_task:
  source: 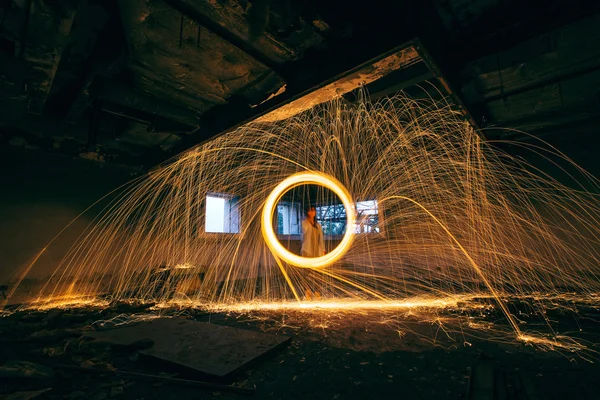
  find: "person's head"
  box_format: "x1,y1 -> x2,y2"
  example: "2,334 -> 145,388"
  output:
306,206 -> 316,220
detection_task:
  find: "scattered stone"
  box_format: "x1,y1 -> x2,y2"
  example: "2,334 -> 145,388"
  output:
64,391 -> 86,400
0,361 -> 54,379
109,386 -> 123,397
235,379 -> 248,387
91,393 -> 107,400
99,380 -> 125,389
43,341 -> 69,357
0,388 -> 51,400
28,327 -> 87,343
80,359 -> 115,371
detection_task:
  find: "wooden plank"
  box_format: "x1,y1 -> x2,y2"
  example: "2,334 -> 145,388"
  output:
255,46 -> 421,123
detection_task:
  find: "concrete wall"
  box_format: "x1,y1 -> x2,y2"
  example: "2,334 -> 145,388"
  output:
0,148 -> 138,282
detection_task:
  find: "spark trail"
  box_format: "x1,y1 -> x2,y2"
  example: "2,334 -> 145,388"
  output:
3,92 -> 600,349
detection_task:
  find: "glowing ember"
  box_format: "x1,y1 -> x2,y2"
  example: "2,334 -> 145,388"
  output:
24,295 -> 109,311
155,295 -> 478,312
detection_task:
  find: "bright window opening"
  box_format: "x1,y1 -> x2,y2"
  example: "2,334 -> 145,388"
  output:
277,202 -> 301,235
316,200 -> 380,235
205,194 -> 240,233
354,200 -> 379,233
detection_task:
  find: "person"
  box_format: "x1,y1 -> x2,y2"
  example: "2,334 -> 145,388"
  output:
301,206 -> 325,300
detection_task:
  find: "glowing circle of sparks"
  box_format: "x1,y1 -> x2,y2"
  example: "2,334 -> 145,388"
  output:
261,171 -> 355,268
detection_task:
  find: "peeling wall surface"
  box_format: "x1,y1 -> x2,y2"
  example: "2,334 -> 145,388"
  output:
1,0 -> 597,168
0,149 -> 136,282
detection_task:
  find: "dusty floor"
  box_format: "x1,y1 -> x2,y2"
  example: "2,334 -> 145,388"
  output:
0,300 -> 599,400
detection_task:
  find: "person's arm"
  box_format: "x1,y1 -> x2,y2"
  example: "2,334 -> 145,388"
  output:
301,219 -> 308,242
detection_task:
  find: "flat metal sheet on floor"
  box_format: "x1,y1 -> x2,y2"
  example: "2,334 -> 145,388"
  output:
85,318 -> 290,377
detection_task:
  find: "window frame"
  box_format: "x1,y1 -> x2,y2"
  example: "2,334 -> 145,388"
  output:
203,192 -> 242,236
353,200 -> 381,234
316,199 -> 383,237
276,200 -> 302,240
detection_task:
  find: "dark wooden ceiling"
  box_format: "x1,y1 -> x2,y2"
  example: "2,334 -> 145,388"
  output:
1,0 -> 599,169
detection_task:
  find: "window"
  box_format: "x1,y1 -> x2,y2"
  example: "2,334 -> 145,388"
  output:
316,204 -> 347,235
205,194 -> 240,233
354,200 -> 379,233
277,202 -> 301,235
316,200 -> 380,235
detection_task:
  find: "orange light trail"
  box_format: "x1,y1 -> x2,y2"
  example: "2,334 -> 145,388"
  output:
261,171 -> 355,268
3,90 -> 600,352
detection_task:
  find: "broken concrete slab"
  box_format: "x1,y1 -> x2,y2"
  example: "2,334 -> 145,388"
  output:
85,318 -> 289,377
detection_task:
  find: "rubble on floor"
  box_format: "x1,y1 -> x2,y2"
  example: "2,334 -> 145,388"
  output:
0,303 -> 599,399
